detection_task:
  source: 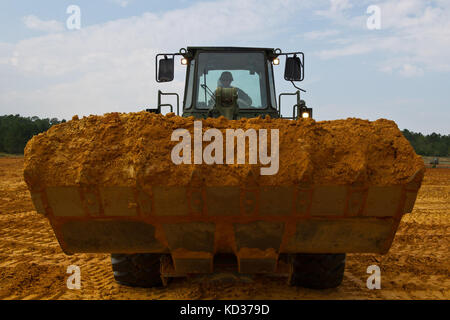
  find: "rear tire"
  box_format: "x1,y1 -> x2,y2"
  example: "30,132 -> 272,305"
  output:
289,253 -> 346,289
111,253 -> 163,288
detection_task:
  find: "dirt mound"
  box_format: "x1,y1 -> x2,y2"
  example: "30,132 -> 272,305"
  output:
23,112 -> 424,190
1,158 -> 448,299
0,262 -> 65,299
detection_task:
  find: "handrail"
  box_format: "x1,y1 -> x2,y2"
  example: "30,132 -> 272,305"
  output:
158,90 -> 180,115
278,90 -> 301,117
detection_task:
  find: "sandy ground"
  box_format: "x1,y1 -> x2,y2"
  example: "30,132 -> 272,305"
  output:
0,157 -> 448,300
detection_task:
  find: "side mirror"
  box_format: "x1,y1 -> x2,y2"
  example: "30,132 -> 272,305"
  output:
284,56 -> 303,81
158,57 -> 174,82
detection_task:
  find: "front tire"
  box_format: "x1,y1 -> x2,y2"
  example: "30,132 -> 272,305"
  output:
111,253 -> 163,288
289,253 -> 346,289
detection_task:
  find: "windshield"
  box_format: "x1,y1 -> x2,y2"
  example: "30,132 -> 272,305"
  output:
195,52 -> 268,109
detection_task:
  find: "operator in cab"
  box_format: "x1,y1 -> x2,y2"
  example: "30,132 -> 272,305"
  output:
217,71 -> 253,107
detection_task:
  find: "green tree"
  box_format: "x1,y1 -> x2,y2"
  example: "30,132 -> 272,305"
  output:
0,115 -> 62,154
402,129 -> 450,156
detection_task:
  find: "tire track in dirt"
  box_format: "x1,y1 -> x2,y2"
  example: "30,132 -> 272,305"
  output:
0,157 -> 449,299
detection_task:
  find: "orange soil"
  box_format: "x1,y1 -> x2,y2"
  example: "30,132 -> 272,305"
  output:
0,157 -> 448,300
24,113 -> 424,191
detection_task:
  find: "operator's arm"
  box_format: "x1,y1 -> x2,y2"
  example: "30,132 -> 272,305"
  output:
236,88 -> 252,106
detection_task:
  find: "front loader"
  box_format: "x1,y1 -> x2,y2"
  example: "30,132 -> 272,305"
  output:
23,47 -> 425,289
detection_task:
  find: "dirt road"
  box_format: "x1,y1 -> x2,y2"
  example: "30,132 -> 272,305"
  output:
0,157 -> 448,299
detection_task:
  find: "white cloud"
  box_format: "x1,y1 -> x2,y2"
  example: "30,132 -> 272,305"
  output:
314,0 -> 450,76
315,0 -> 353,18
317,42 -> 372,58
304,29 -> 339,40
109,0 -> 131,7
398,64 -> 424,77
379,56 -> 426,77
314,0 -> 361,27
0,43 -> 13,65
22,15 -> 64,33
0,0 -> 448,135
0,0 -> 305,120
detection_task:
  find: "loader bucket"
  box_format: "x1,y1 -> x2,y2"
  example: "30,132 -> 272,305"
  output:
24,112 -> 424,274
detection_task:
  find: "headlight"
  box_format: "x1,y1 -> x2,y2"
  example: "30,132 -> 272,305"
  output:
302,112 -> 310,118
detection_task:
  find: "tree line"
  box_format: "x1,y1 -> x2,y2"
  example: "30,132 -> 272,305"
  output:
402,129 -> 449,157
0,114 -> 448,156
0,115 -> 65,154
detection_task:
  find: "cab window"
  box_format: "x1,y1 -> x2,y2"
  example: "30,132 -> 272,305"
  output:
195,52 -> 267,109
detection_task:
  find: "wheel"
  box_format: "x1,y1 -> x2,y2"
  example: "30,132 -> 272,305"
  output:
111,253 -> 163,288
289,253 -> 346,289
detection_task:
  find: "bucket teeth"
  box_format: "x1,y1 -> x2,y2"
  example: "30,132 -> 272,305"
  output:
189,167 -> 203,186
243,168 -> 259,187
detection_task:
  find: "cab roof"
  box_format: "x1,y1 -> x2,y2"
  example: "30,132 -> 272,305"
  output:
186,46 -> 278,57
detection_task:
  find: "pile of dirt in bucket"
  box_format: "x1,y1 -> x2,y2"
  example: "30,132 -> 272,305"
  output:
23,112 -> 424,190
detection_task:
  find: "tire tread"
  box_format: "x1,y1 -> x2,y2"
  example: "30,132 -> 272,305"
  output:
111,253 -> 163,288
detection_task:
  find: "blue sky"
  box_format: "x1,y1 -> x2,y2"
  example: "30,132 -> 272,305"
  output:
0,0 -> 449,134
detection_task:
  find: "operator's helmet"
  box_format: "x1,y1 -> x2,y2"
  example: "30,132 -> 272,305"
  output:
218,71 -> 233,88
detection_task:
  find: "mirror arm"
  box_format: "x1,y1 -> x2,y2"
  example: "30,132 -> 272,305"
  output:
291,81 -> 306,92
